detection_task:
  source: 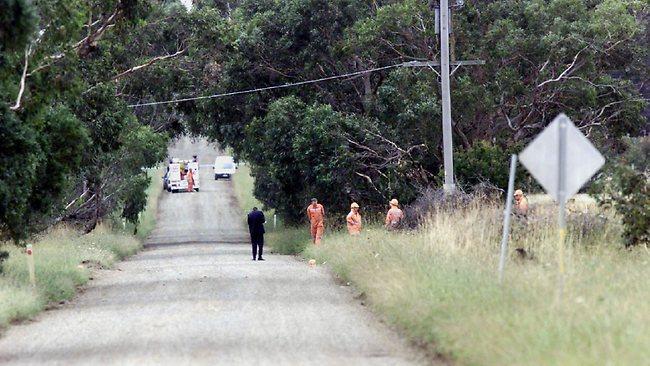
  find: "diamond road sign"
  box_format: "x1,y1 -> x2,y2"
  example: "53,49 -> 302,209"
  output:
519,113 -> 605,203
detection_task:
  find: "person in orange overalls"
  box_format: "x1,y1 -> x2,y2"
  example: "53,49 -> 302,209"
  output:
186,168 -> 194,192
306,198 -> 325,245
385,199 -> 403,230
346,202 -> 362,236
513,189 -> 529,217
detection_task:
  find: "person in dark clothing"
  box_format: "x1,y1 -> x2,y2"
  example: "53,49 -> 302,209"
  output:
247,207 -> 266,261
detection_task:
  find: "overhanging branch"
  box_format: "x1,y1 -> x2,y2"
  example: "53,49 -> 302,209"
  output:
111,48 -> 187,81
9,44 -> 32,111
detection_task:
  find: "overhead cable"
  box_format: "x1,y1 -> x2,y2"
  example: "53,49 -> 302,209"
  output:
127,63 -> 406,108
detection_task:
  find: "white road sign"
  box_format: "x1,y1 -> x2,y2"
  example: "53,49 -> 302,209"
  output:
519,113 -> 605,203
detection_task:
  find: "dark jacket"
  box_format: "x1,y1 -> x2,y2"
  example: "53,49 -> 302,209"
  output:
247,210 -> 266,236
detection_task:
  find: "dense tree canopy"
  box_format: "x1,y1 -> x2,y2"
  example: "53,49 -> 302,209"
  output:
172,0 -> 647,222
0,0 -> 182,242
2,0 -> 648,234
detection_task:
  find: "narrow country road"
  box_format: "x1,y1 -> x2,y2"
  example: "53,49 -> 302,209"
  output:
0,138 -> 425,365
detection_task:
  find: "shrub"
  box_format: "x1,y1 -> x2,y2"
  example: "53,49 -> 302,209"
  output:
0,250 -> 8,273
453,141 -> 524,190
597,137 -> 649,247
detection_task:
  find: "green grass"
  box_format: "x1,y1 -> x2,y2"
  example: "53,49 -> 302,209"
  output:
266,227 -> 311,254
210,159 -> 650,363
137,167 -> 164,240
232,163 -> 262,215
270,201 -> 650,365
232,163 -> 282,231
0,168 -> 162,330
0,226 -> 141,328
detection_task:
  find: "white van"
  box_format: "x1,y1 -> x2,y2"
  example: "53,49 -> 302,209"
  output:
214,156 -> 237,180
167,158 -> 200,192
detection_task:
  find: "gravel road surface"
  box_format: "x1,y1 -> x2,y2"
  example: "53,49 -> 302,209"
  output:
0,138 -> 425,366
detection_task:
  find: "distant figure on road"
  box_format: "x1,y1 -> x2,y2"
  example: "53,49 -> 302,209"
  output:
186,169 -> 194,192
346,202 -> 362,236
247,207 -> 266,261
306,198 -> 325,245
385,199 -> 404,230
513,189 -> 529,217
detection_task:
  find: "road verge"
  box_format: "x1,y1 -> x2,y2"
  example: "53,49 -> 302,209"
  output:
273,203 -> 648,365
0,168 -> 164,331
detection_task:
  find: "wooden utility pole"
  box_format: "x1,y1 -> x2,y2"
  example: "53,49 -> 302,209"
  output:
439,0 -> 455,191
405,0 -> 483,192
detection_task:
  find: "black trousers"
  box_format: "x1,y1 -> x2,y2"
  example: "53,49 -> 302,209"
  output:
251,233 -> 264,259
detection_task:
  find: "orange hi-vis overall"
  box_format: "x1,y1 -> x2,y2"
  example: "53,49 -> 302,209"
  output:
186,170 -> 194,192
385,207 -> 403,229
306,203 -> 325,245
346,210 -> 362,235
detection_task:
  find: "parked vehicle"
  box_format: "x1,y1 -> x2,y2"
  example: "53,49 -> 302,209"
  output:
214,156 -> 237,180
167,158 -> 200,192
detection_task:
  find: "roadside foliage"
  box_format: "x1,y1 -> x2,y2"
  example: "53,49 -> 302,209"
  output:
0,0 -> 648,363
2,0 -> 647,239
185,0 -> 647,226
0,0 -> 178,242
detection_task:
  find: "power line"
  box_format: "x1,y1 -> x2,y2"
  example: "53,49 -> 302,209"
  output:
127,63 -> 406,108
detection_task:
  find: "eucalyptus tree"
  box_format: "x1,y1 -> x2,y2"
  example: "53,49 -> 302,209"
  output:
1,0 -> 175,241
188,0 -> 647,221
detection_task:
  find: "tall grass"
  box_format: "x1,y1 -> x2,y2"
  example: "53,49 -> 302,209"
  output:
266,227 -> 311,254
136,167 -> 164,240
296,202 -> 649,365
0,168 -> 162,330
0,226 -> 141,328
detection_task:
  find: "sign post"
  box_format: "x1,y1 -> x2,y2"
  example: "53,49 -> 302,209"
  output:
519,113 -> 605,300
556,117 -> 568,297
498,154 -> 518,284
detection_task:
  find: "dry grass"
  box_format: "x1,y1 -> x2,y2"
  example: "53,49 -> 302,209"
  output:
299,201 -> 649,365
0,225 -> 142,328
0,169 -> 162,330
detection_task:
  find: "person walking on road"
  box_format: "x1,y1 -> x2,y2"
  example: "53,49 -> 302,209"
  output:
385,199 -> 404,230
306,198 -> 325,245
346,202 -> 362,236
247,207 -> 266,261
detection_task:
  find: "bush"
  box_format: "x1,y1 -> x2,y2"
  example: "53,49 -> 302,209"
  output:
243,96 -> 426,225
453,141 -> 524,190
0,250 -> 8,273
597,137 -> 649,247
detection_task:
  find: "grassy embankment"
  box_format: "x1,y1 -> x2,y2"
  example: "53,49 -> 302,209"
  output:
232,163 -> 299,249
0,169 -> 163,329
263,192 -> 648,364
231,163 -> 266,217
310,217 -> 648,364
232,165 -> 649,363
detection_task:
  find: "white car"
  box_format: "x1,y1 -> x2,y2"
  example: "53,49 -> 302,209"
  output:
214,156 -> 237,180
